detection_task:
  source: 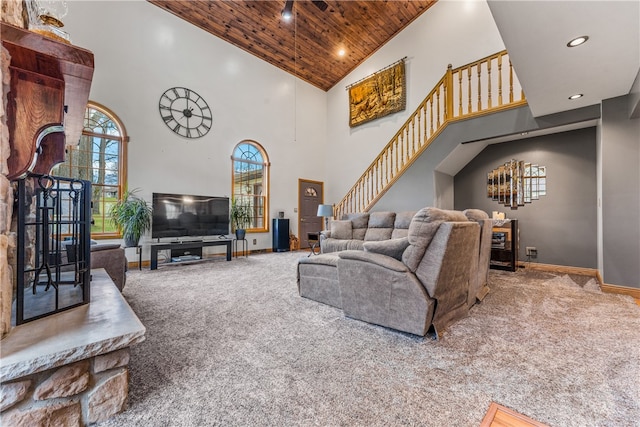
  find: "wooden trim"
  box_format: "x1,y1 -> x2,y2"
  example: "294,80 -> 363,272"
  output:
517,261 -> 600,279
600,283 -> 640,299
517,262 -> 640,298
480,402 -> 549,427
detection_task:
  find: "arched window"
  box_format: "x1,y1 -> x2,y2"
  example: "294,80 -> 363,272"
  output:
231,140 -> 270,232
52,101 -> 127,237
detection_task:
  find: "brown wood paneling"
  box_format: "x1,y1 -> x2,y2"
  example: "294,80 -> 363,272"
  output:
147,0 -> 436,91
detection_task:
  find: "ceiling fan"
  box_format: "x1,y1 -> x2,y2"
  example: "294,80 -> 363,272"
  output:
282,0 -> 328,20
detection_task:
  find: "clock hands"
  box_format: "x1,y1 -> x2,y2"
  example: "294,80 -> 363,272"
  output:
161,106 -> 208,119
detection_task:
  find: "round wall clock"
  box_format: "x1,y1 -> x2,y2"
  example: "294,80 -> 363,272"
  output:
158,87 -> 212,138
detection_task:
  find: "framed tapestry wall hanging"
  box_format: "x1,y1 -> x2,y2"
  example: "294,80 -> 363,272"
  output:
348,59 -> 406,128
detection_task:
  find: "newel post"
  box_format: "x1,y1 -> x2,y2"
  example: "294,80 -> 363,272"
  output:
445,64 -> 454,122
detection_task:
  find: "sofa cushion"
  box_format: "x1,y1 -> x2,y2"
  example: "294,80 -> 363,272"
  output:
344,213 -> 369,240
322,238 -> 364,253
330,220 -> 353,240
391,211 -> 416,239
365,228 -> 393,241
364,211 -> 395,241
364,237 -> 410,261
367,211 -> 396,228
402,207 -> 468,271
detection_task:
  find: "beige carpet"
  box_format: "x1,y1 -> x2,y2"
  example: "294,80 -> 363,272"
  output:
100,251 -> 640,426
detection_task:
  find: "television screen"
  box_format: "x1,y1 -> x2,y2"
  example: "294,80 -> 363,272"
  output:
152,193 -> 230,239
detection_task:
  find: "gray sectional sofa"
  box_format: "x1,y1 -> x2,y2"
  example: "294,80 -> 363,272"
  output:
297,207 -> 492,338
319,211 -> 416,253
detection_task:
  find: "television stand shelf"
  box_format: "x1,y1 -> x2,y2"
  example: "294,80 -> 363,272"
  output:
149,239 -> 232,270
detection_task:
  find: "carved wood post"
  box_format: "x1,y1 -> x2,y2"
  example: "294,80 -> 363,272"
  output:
445,64 -> 453,122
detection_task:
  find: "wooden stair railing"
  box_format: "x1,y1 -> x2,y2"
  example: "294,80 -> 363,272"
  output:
335,50 -> 527,219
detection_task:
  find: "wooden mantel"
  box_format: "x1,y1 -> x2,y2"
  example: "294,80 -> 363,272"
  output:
1,22 -> 94,179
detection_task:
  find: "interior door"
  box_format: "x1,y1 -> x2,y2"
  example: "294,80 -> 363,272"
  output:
298,179 -> 323,248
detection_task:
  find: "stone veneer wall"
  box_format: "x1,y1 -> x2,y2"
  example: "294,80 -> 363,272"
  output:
1,7 -> 141,426
1,41 -> 15,339
0,348 -> 131,425
1,0 -> 25,341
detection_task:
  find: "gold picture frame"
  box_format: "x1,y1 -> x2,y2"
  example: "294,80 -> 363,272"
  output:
348,60 -> 406,127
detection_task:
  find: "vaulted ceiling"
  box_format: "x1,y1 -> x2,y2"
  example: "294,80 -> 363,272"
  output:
148,0 -> 639,117
148,0 -> 436,91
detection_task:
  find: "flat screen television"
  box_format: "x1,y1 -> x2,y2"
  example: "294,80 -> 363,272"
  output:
152,192 -> 230,239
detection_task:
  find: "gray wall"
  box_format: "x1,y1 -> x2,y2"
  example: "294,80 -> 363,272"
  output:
371,99 -> 638,288
454,127 -> 598,268
374,106 -> 541,212
601,95 -> 640,287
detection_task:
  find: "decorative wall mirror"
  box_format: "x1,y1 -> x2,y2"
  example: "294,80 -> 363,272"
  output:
487,160 -> 546,208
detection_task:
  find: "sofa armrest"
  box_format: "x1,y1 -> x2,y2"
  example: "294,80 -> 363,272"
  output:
91,243 -> 122,252
338,250 -> 408,272
90,246 -> 127,291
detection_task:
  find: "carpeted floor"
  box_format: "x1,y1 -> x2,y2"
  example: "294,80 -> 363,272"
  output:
99,251 -> 640,427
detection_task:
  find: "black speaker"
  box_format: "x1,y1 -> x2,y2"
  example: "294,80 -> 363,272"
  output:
272,218 -> 290,252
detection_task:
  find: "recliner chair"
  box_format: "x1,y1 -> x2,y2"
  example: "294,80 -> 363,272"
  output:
336,207 -> 480,337
61,240 -> 127,291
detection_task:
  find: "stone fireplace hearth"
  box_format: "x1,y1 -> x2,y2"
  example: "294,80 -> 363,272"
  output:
1,270 -> 146,424
1,8 -> 146,425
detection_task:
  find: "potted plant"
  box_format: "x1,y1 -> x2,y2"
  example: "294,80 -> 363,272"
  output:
230,197 -> 251,240
110,189 -> 153,247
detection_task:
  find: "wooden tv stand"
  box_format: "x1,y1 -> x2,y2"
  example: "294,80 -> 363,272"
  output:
149,239 -> 232,270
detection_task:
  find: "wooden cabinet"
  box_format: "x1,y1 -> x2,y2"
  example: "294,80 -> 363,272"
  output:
490,219 -> 518,271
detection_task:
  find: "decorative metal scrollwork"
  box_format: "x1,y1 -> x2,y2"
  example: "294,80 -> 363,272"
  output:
15,174 -> 92,324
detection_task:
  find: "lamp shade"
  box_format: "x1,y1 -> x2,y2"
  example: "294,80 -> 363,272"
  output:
317,204 -> 333,217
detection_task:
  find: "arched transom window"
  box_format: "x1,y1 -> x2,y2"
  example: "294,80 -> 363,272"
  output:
53,101 -> 127,237
231,140 -> 270,232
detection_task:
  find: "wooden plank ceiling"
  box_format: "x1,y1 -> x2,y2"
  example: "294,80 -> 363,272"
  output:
148,0 -> 437,91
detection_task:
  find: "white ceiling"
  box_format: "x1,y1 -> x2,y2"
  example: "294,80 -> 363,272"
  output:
488,0 -> 640,117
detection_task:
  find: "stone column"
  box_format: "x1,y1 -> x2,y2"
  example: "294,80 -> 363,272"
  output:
1,0 -> 26,340
1,1 -> 28,28
1,44 -> 14,339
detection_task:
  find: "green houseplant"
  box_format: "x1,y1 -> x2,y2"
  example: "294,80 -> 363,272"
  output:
230,197 -> 251,240
110,190 -> 153,247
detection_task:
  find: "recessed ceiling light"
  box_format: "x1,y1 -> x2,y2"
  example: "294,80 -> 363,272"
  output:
569,94 -> 583,100
338,48 -> 346,57
567,36 -> 589,47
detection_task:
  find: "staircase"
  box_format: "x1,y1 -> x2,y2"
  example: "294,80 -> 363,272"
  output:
334,50 -> 527,219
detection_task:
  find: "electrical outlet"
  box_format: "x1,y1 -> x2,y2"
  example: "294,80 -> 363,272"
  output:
526,247 -> 537,257
252,239 -> 257,245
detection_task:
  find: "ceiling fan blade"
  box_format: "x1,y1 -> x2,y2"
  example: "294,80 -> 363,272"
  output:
312,0 -> 328,12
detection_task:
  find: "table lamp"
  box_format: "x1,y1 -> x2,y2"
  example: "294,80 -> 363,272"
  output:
317,204 -> 334,230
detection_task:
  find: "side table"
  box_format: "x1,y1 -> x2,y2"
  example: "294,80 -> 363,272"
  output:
307,232 -> 320,257
234,239 -> 248,258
